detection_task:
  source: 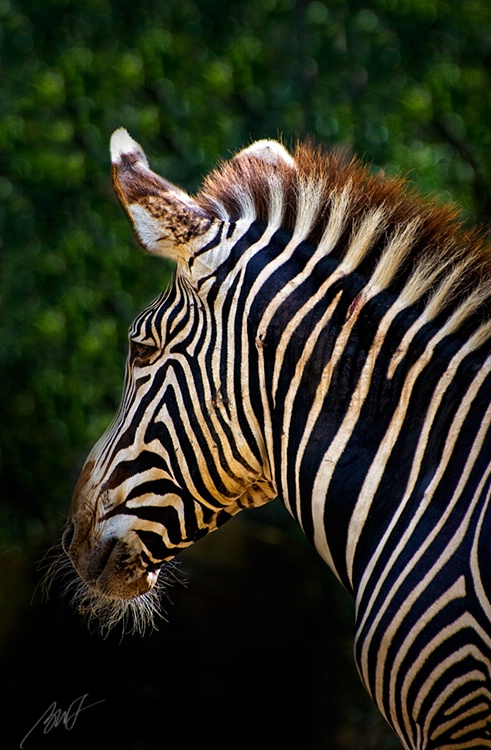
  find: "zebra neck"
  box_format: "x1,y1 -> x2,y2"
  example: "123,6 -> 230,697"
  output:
254,269 -> 491,593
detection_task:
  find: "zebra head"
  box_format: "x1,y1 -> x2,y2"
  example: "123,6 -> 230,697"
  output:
60,130 -> 283,630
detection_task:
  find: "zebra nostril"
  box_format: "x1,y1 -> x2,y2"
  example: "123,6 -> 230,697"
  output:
61,522 -> 76,555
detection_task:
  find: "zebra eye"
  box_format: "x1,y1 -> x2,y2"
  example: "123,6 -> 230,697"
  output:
130,341 -> 158,363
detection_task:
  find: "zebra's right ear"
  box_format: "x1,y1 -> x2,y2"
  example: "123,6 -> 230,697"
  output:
110,129 -> 214,263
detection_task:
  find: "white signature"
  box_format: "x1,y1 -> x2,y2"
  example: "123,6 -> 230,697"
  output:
20,693 -> 105,748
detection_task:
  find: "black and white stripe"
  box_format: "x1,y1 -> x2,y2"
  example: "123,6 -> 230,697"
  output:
64,131 -> 491,747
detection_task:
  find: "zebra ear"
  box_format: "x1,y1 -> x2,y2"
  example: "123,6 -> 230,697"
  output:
235,139 -> 295,167
110,129 -> 214,263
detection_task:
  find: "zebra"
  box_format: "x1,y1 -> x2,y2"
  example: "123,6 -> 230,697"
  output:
59,128 -> 491,749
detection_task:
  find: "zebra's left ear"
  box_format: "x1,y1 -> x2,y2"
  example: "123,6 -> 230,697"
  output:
110,129 -> 214,263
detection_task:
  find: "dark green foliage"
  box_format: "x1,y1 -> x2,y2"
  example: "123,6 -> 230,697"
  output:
2,0 -> 491,544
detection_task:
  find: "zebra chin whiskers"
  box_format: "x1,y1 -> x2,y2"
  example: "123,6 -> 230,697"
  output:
37,537 -> 73,603
41,541 -> 185,638
71,560 -> 184,638
69,577 -> 165,638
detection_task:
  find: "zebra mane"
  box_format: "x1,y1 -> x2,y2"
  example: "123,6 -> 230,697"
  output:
197,142 -> 491,345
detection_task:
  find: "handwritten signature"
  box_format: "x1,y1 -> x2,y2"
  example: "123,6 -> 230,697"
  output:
20,693 -> 105,748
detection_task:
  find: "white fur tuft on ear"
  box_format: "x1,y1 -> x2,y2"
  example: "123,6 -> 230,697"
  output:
110,128 -> 149,168
109,129 -> 214,263
236,139 -> 295,167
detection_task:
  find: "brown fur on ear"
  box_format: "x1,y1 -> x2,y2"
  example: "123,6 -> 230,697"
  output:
196,139 -> 491,340
110,129 -> 214,262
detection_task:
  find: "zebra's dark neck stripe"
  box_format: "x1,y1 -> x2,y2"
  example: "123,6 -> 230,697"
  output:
225,225 -> 491,591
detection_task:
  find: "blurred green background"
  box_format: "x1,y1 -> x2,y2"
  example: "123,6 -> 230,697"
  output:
1,1 -> 491,748
3,0 -> 491,546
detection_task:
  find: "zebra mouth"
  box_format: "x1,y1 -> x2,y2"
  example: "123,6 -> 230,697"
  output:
64,527 -> 159,600
91,537 -> 120,583
94,539 -> 159,599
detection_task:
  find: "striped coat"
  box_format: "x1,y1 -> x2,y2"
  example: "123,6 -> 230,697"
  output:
61,130 -> 491,749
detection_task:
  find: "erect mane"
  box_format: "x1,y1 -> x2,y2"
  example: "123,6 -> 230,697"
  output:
196,141 -> 491,343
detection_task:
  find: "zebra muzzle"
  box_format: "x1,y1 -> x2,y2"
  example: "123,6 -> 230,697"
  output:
62,520 -> 157,600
